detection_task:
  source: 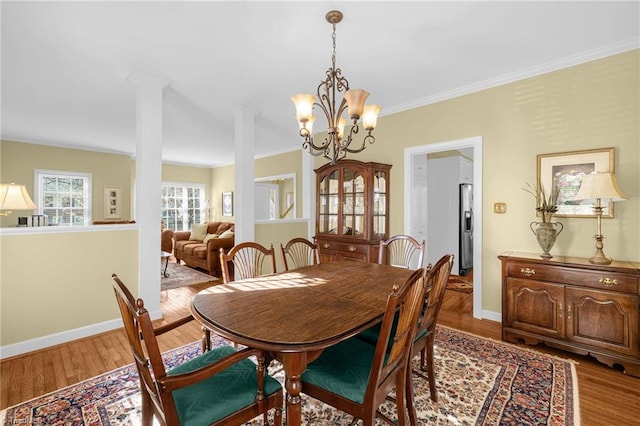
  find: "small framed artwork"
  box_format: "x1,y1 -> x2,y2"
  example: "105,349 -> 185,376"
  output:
537,147 -> 615,218
222,191 -> 233,216
104,186 -> 121,219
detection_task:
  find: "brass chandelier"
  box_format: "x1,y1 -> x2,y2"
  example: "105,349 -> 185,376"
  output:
291,10 -> 381,165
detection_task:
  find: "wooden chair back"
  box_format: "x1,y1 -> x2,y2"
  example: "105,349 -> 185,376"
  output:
220,242 -> 276,283
378,234 -> 425,270
418,254 -> 454,343
300,267 -> 427,425
111,274 -> 283,425
280,237 -> 320,271
407,253 -> 454,413
111,274 -> 182,424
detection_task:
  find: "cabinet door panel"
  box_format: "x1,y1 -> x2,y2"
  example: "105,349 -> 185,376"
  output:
567,288 -> 639,356
506,278 -> 565,339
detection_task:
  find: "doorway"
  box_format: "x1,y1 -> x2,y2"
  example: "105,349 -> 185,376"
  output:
404,136 -> 483,319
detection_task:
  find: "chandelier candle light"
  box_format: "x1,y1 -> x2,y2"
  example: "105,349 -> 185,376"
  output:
573,172 -> 627,265
292,10 -> 381,165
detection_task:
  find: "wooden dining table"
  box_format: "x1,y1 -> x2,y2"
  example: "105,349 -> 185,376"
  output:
190,260 -> 415,426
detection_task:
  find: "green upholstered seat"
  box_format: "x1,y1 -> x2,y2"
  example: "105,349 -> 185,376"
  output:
301,337 -> 376,405
168,345 -> 282,426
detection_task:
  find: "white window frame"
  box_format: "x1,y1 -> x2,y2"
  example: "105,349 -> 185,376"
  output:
34,169 -> 92,226
161,182 -> 206,231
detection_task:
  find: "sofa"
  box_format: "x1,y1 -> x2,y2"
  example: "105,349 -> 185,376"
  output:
173,222 -> 235,277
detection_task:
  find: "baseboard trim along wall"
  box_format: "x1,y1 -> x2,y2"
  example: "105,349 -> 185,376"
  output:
0,308 -> 162,359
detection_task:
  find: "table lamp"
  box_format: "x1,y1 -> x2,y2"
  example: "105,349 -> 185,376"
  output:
0,182 -> 38,216
572,172 -> 627,265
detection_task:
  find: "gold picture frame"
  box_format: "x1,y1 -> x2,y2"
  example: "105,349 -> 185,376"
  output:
537,147 -> 615,218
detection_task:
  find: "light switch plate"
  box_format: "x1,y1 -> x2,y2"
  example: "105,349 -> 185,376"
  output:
494,202 -> 507,214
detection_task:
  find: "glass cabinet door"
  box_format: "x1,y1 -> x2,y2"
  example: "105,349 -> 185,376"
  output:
373,170 -> 387,238
318,170 -> 339,234
342,168 -> 365,238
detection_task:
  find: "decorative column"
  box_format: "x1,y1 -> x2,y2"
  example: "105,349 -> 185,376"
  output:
233,107 -> 256,243
128,71 -> 171,314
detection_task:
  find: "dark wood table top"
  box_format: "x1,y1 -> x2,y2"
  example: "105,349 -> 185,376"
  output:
191,260 -> 415,352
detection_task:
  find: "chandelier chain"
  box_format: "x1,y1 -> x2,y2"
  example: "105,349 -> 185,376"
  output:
331,23 -> 337,71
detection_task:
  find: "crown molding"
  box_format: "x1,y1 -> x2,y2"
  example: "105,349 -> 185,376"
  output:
383,38 -> 639,117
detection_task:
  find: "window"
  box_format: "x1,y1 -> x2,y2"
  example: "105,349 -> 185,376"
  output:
34,170 -> 92,226
162,183 -> 205,231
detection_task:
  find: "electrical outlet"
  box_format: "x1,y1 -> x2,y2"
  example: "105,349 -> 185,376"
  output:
494,202 -> 507,214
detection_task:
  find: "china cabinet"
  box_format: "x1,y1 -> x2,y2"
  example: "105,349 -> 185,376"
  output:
315,160 -> 391,263
499,251 -> 640,377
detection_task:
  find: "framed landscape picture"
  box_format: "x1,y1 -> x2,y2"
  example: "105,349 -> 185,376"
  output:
537,147 -> 615,218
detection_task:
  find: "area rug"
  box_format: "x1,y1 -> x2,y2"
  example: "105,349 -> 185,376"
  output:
447,275 -> 473,294
0,326 -> 579,425
161,262 -> 218,291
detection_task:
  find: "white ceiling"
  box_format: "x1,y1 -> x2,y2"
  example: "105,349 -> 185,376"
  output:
2,1 -> 638,167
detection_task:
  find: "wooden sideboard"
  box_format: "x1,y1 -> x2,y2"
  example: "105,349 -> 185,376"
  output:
499,251 -> 640,377
314,160 -> 391,263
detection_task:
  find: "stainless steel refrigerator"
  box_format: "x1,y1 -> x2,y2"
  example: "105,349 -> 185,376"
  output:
459,183 -> 473,275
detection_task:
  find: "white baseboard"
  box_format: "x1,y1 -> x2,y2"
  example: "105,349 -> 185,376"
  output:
482,310 -> 502,323
0,309 -> 163,360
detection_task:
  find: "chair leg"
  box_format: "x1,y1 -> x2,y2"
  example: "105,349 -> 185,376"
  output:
426,335 -> 437,402
395,369 -> 408,426
274,406 -> 283,426
201,326 -> 211,352
406,361 -> 418,426
140,389 -> 154,426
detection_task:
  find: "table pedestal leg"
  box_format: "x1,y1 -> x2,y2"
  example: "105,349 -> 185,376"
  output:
280,353 -> 307,426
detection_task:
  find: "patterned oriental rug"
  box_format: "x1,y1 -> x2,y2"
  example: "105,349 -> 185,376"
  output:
0,326 -> 579,425
161,262 -> 218,291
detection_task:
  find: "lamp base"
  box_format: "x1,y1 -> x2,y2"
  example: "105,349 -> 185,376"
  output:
589,235 -> 612,265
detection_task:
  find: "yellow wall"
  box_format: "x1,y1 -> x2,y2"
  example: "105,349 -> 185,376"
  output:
210,164 -> 235,222
255,150 -> 304,218
0,228 -> 138,346
0,141 -> 134,226
255,220 -> 310,271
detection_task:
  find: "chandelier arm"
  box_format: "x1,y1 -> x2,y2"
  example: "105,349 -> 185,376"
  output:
304,135 -> 331,153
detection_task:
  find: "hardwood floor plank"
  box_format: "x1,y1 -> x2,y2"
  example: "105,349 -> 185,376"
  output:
1,282 -> 638,426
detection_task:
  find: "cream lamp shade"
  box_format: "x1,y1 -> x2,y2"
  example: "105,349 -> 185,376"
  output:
0,183 -> 38,215
573,172 -> 627,202
572,172 -> 626,265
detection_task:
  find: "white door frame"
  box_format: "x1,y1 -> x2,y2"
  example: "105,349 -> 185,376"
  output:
404,136 -> 483,319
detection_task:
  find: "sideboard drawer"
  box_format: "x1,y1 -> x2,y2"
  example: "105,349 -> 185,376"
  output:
507,262 -> 639,294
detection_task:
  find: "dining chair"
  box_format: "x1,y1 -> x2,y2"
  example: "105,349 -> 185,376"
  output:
407,253 -> 454,417
280,237 -> 320,271
300,267 -> 427,426
219,242 -> 277,284
110,274 -> 283,426
378,235 -> 425,270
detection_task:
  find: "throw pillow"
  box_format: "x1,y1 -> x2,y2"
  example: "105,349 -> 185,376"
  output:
219,229 -> 234,239
203,233 -> 219,243
189,223 -> 209,241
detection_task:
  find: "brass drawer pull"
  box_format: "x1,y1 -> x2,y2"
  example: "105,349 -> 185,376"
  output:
559,303 -> 563,318
521,267 -> 536,277
348,245 -> 356,252
599,277 -> 618,287
322,242 -> 330,249
567,305 -> 572,320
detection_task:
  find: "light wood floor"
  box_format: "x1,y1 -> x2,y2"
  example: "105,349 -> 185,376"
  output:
2,284 -> 639,425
